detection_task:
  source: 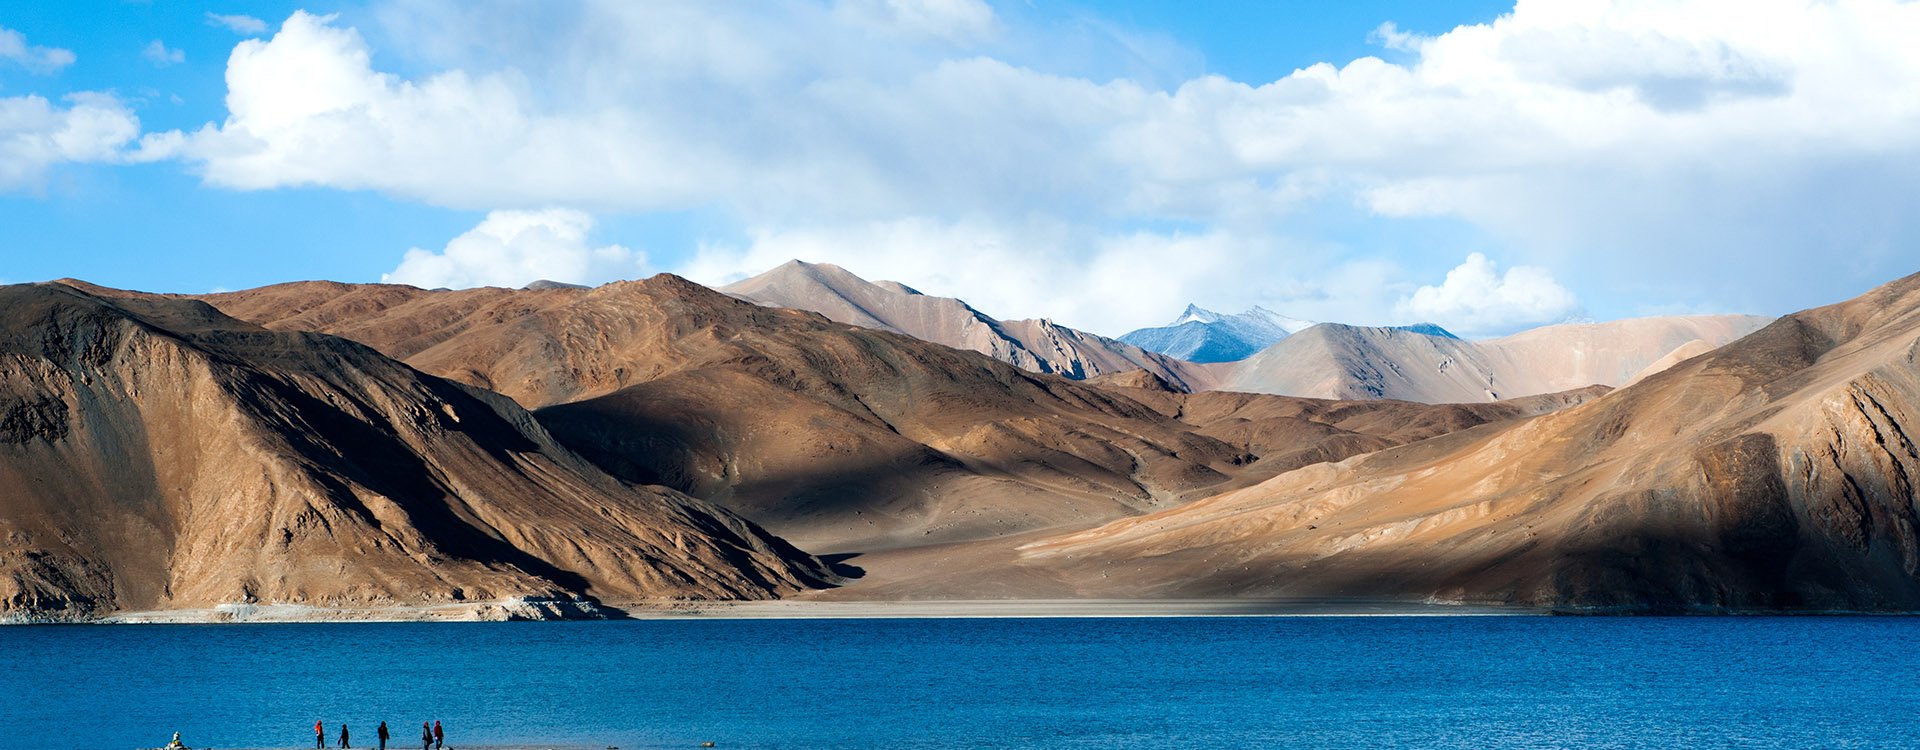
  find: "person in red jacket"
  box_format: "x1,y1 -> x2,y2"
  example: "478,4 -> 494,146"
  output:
314,721 -> 325,750
432,720 -> 443,749
377,721 -> 390,750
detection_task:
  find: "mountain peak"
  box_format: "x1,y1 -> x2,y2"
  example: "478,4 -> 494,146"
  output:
1173,304 -> 1223,326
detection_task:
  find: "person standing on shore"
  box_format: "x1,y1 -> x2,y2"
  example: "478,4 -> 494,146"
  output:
432,720 -> 443,749
377,721 -> 389,750
421,722 -> 432,750
315,721 -> 325,750
338,724 -> 350,748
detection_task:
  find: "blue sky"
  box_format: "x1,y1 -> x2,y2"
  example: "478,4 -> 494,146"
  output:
2,1 -> 1917,336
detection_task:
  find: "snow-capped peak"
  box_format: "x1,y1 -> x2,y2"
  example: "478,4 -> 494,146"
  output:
1173,304 -> 1224,326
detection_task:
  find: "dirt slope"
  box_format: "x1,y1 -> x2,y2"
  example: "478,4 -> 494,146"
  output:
0,282 -> 831,620
1028,274 -> 1920,612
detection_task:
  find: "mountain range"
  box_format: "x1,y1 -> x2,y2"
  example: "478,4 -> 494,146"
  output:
722,261 -> 1217,391
3,262 -> 1916,619
1220,315 -> 1771,402
1118,305 -> 1317,363
717,260 -> 1770,404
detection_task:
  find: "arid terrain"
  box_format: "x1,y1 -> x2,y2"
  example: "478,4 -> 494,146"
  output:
0,282 -> 831,621
2,268 -> 1916,619
1025,272 -> 1920,611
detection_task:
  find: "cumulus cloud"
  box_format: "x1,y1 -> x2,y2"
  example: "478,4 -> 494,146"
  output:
206,13 -> 268,35
148,1 -> 1920,327
0,25 -> 76,74
1399,253 -> 1580,336
142,40 -> 185,67
0,92 -> 144,190
383,209 -> 646,289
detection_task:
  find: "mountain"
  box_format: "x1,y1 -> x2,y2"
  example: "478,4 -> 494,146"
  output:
191,277 -> 1598,569
1219,315 -> 1772,402
0,282 -> 832,621
1024,273 -> 1920,612
1119,305 -> 1316,363
720,261 -> 1218,391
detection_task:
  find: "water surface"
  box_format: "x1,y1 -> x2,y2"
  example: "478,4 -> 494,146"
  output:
5,616 -> 1918,749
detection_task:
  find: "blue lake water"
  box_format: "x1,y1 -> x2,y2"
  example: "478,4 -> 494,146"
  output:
5,616 -> 1920,749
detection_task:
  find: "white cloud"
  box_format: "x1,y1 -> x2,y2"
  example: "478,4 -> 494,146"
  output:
0,92 -> 143,190
206,13 -> 268,35
1399,253 -> 1580,336
151,1 -> 1920,325
832,0 -> 999,43
143,40 -> 185,67
1368,22 -> 1425,53
383,209 -> 646,289
0,26 -> 76,74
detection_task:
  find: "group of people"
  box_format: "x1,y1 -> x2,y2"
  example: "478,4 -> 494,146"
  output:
315,719 -> 443,750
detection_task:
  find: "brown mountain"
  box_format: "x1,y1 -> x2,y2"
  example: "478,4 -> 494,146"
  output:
0,282 -> 832,621
721,260 -> 1220,391
1026,273 -> 1920,612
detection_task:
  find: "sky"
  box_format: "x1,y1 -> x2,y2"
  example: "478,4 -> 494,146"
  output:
2,0 -> 1916,338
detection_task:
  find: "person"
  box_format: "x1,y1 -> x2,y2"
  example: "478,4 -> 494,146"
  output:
432,720 -> 443,750
377,721 -> 390,750
164,731 -> 187,749
316,721 -> 325,750
421,722 -> 432,750
339,724 -> 350,748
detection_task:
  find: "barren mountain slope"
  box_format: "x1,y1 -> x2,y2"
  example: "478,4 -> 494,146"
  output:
1098,383 -> 1613,490
1222,315 -> 1770,402
1624,339 -> 1717,386
0,283 -> 831,620
1028,274 -> 1920,611
722,261 -> 1216,390
199,277 -> 1251,550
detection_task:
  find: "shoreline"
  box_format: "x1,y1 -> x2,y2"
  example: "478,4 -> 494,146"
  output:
15,598 -> 1916,625
616,597 -> 1541,619
22,597 -> 1540,624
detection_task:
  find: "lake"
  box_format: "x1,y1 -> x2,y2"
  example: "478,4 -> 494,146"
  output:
5,616 -> 1919,749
